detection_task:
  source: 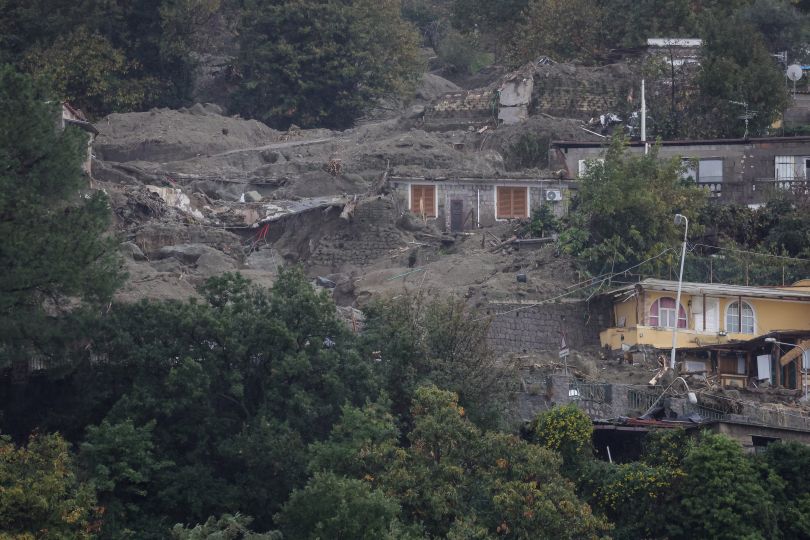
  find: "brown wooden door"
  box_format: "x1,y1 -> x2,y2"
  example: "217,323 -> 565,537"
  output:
450,199 -> 464,231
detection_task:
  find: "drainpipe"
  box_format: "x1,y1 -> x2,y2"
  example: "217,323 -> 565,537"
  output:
476,188 -> 480,228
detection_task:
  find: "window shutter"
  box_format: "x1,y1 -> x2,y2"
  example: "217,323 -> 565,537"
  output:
411,185 -> 435,217
497,187 -> 511,218
512,188 -> 527,218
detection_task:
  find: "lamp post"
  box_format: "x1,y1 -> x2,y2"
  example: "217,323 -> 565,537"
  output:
670,214 -> 689,370
642,376 -> 698,418
764,337 -> 808,401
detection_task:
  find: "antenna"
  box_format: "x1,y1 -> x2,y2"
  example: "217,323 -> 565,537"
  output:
787,64 -> 804,98
728,100 -> 757,139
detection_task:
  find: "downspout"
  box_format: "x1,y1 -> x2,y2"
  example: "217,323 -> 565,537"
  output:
476,188 -> 480,228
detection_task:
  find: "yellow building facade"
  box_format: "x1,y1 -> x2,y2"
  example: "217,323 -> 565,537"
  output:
600,279 -> 810,351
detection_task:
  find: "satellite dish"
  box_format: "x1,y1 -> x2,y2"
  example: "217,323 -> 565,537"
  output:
787,64 -> 804,82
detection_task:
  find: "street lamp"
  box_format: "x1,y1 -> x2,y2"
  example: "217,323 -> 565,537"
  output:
642,376 -> 698,418
764,337 -> 808,401
670,214 -> 689,370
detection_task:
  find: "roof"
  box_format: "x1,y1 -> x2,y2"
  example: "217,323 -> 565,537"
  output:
604,278 -> 810,302
552,136 -> 810,149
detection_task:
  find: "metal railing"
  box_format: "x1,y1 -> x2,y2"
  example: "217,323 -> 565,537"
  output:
627,388 -> 662,413
569,381 -> 610,403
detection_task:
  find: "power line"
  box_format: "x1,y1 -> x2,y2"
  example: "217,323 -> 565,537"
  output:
690,243 -> 810,263
477,247 -> 676,321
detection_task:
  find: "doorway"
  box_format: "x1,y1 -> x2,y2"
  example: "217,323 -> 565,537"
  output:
450,199 -> 464,232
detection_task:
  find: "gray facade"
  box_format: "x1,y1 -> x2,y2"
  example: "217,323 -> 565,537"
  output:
551,137 -> 810,204
389,176 -> 572,232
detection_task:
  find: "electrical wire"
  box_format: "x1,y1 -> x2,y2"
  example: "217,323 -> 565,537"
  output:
476,247 -> 676,321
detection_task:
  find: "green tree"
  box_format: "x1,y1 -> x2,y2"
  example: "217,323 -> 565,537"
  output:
276,472 -> 409,540
0,433 -> 101,539
232,0 -> 422,129
172,513 -> 281,540
362,292 -> 516,429
46,269 -> 378,535
692,12 -> 789,138
80,420 -> 173,537
23,28 -> 155,116
757,442 -> 810,538
0,67 -> 121,365
529,404 -> 593,472
311,386 -> 610,539
669,432 -> 777,539
504,0 -> 605,66
561,135 -> 707,275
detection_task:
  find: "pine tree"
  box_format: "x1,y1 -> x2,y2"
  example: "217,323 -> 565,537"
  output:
0,66 -> 121,363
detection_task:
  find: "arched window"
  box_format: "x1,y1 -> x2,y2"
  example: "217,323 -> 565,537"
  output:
649,297 -> 687,328
726,301 -> 755,334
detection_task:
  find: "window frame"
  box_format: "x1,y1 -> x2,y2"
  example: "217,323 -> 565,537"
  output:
725,300 -> 755,334
649,297 -> 687,329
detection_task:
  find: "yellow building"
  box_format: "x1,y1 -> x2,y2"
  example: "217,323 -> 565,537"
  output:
600,279 -> 810,390
600,279 -> 810,351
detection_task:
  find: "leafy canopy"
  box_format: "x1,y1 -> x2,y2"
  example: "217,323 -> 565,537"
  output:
561,135 -> 707,275
233,0 -> 423,129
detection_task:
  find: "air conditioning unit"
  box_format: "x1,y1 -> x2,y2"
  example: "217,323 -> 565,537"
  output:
545,189 -> 563,202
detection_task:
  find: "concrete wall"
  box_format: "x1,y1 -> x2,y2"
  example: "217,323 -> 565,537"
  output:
552,138 -> 810,204
486,298 -> 612,354
390,178 -> 572,232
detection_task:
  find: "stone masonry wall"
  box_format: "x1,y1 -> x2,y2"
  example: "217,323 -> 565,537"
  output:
309,197 -> 405,269
486,298 -> 612,354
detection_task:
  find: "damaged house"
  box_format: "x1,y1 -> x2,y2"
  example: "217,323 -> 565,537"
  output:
389,175 -> 571,232
551,136 -> 810,204
60,102 -> 97,176
599,278 -> 810,390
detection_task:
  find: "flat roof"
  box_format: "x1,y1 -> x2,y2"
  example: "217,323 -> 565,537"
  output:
552,136 -> 810,149
605,278 -> 810,301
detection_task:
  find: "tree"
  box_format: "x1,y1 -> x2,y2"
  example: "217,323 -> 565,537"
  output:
668,432 -> 777,539
34,268 -> 379,535
0,67 -> 121,364
692,12 -> 789,138
23,28 -> 155,116
529,404 -> 593,472
757,442 -> 810,539
232,0 -> 422,129
0,433 -> 101,539
310,386 -> 610,539
504,0 -> 605,66
561,135 -> 707,275
276,473 -> 409,540
361,292 -> 517,429
172,513 -> 281,540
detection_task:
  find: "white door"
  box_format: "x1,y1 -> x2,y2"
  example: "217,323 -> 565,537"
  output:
692,296 -> 704,331
694,297 -> 719,332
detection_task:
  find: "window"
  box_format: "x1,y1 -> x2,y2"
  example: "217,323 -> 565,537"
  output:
577,158 -> 604,177
680,158 -> 697,182
410,184 -> 436,217
649,297 -> 687,328
726,301 -> 755,334
496,186 -> 528,219
698,159 -> 723,183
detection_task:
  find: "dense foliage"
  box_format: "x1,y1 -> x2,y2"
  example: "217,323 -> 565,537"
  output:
0,67 -> 120,365
561,135 -> 707,276
232,0 -> 422,129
